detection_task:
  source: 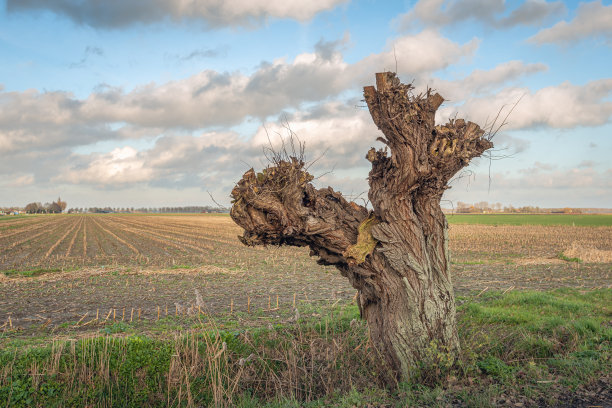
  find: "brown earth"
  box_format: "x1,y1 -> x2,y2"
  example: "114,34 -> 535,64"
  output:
0,214 -> 610,330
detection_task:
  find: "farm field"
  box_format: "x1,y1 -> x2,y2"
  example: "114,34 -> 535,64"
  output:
0,213 -> 610,330
0,213 -> 611,406
445,213 -> 612,226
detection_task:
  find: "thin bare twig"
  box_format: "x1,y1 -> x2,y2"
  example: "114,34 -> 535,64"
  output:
207,191 -> 229,211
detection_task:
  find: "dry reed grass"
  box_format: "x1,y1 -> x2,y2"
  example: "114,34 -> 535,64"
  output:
449,224 -> 612,262
563,241 -> 612,263
0,312 -> 391,407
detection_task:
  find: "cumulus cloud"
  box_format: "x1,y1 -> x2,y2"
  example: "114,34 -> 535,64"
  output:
82,56 -> 353,128
6,0 -> 348,29
356,30 -> 479,78
6,174 -> 35,187
425,60 -> 547,101
439,79 -> 612,130
398,0 -> 504,28
0,31 -> 477,154
55,100 -> 379,190
314,32 -> 351,61
443,163 -> 612,207
0,89 -> 118,153
60,146 -> 153,186
512,163 -> 606,189
397,0 -> 565,30
252,102 -> 381,171
529,1 -> 612,45
498,0 -> 566,27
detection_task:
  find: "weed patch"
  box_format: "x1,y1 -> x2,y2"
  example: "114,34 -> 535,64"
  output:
558,252 -> 582,263
2,268 -> 63,278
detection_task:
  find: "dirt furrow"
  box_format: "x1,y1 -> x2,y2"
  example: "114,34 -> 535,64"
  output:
98,218 -> 190,254
0,217 -> 72,253
45,217 -> 82,258
89,218 -> 106,257
107,216 -> 230,248
0,218 -> 44,230
133,217 -> 239,240
0,217 -> 64,241
82,218 -> 87,257
65,217 -> 85,257
89,217 -> 140,255
101,217 -> 211,254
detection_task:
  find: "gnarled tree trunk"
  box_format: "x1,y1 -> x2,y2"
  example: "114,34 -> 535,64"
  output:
230,72 -> 492,381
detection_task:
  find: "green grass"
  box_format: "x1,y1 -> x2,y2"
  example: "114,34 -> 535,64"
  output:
451,260 -> 486,265
0,289 -> 609,407
461,288 -> 610,336
0,215 -> 39,231
2,268 -> 64,278
0,215 -> 31,222
446,213 -> 612,226
169,264 -> 197,270
557,253 -> 583,263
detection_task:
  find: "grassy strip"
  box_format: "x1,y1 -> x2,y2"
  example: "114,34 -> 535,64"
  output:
0,215 -> 31,222
1,267 -> 82,278
446,213 -> 612,226
0,289 -> 610,407
1,268 -> 65,278
557,253 -> 583,263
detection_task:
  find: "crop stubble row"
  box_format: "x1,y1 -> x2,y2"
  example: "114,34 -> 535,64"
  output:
1,214 -> 610,329
1,214 -> 611,270
0,215 -> 276,270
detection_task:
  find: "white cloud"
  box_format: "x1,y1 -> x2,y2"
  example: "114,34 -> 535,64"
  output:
443,163 -> 612,207
252,102 -> 380,170
6,174 -> 35,187
0,88 -> 122,153
83,57 -> 352,128
356,30 -> 479,78
498,0 -> 566,27
0,31 -> 477,154
60,147 -> 153,185
504,164 -> 605,189
425,60 -> 547,101
6,0 -> 349,28
80,31 -> 475,129
53,99 -> 381,192
397,0 -> 565,30
530,1 -> 612,45
439,79 -> 612,130
398,0 -> 504,28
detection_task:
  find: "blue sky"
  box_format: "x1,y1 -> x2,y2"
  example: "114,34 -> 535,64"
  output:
1,0 -> 611,209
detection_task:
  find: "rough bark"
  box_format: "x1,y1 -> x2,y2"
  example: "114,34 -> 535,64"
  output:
230,72 -> 493,381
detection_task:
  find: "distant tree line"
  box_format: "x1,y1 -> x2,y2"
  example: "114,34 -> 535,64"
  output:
24,197 -> 67,214
65,206 -> 228,214
452,201 -> 583,214
5,200 -> 591,216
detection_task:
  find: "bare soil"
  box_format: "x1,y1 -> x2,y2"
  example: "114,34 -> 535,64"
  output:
1,215 -> 610,330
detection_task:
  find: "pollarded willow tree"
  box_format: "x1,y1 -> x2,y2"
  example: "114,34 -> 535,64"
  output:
230,72 -> 493,381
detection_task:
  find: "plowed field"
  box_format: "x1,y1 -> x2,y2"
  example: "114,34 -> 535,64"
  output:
1,214 -> 610,330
